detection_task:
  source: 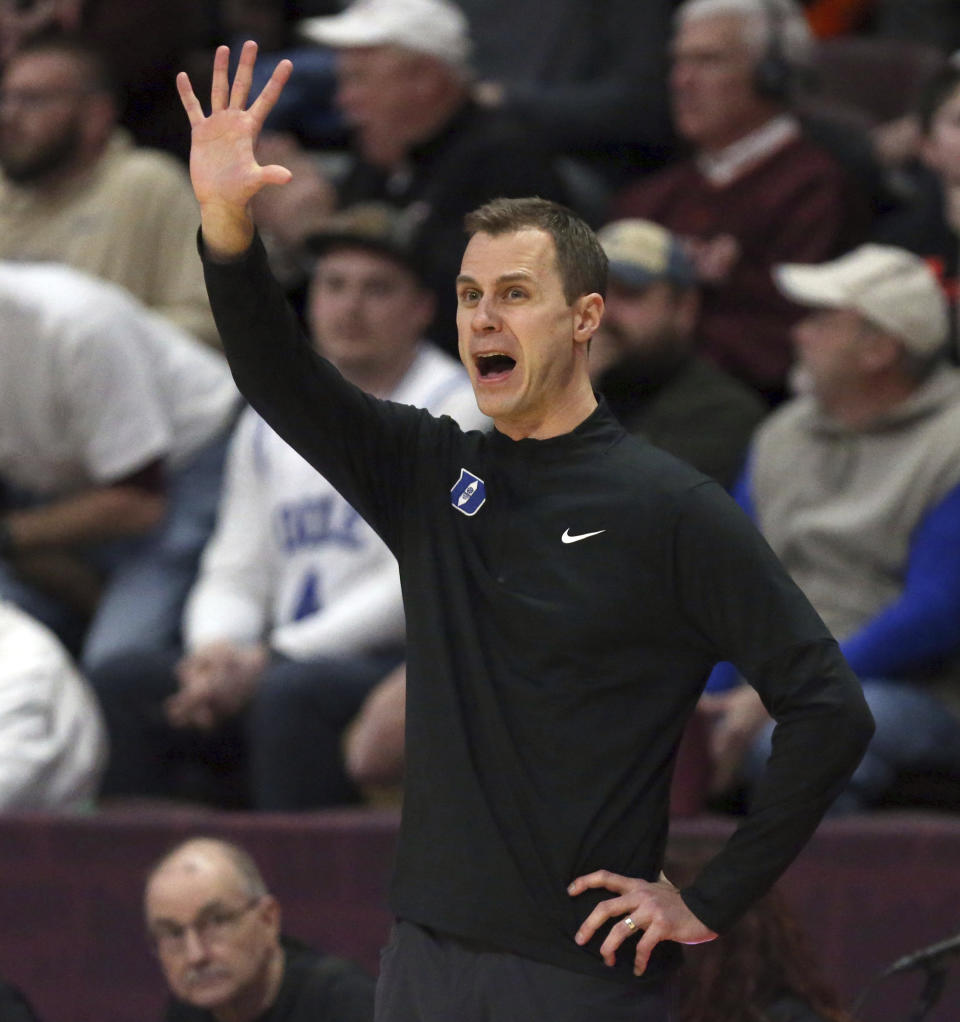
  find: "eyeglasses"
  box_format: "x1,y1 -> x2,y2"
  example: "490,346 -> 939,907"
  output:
148,897 -> 261,956
0,88 -> 95,110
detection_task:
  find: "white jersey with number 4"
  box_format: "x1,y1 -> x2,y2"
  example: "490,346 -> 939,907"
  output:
183,343 -> 487,659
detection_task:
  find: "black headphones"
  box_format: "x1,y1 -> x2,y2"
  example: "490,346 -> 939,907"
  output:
753,0 -> 795,101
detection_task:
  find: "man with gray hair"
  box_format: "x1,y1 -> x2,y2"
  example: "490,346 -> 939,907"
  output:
702,244 -> 960,809
144,837 -> 374,1022
615,0 -> 870,404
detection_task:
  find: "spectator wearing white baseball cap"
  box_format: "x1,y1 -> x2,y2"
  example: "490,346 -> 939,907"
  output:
301,0 -> 472,72
700,243 -> 960,813
267,0 -> 569,356
777,244 -> 948,358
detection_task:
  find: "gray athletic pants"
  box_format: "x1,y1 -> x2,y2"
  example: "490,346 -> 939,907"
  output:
375,920 -> 672,1022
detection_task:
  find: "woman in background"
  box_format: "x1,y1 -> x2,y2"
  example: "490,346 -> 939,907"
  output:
668,844 -> 854,1022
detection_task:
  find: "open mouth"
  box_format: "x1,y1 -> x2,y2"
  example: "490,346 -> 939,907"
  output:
475,353 -> 517,380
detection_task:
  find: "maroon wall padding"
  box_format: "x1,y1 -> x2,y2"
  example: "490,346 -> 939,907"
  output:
672,813 -> 960,1022
0,808 -> 958,1022
0,806 -> 399,1022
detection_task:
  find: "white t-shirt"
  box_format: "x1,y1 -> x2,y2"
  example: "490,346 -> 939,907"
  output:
184,343 -> 488,659
0,601 -> 107,810
0,263 -> 239,495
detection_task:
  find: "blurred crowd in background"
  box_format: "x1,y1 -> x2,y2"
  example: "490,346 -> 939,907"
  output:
1,0 -> 960,825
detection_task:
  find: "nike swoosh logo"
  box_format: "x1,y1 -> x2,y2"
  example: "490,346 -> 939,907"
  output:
561,528 -> 606,544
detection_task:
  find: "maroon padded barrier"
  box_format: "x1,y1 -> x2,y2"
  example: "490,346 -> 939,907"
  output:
0,806 -> 399,1022
0,808 -> 958,1022
673,813 -> 960,1022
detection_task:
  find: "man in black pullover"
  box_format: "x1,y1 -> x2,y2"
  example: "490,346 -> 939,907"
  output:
176,42 -> 873,1022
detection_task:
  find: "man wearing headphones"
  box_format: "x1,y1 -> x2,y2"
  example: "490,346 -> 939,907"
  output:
614,0 -> 872,405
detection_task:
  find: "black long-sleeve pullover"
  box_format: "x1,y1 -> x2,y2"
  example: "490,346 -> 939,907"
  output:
202,235 -> 873,986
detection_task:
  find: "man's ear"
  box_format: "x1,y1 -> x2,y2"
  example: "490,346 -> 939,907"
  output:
260,895 -> 282,939
573,293 -> 604,345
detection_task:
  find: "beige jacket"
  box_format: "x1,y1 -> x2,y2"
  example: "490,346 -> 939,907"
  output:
0,130 -> 218,348
752,365 -> 960,712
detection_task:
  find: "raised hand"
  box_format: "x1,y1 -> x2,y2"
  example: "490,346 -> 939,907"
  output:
176,40 -> 294,256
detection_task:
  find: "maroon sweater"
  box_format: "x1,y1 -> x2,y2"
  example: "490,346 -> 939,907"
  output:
615,133 -> 869,397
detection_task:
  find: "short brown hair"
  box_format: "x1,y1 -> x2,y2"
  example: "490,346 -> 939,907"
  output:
464,197 -> 608,303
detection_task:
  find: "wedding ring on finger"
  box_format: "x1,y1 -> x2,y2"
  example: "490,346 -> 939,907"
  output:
623,916 -> 637,932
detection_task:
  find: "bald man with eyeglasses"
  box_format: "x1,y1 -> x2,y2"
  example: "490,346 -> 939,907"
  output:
144,838 -> 374,1022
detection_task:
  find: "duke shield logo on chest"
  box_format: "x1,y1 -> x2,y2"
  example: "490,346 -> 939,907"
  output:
450,468 -> 486,516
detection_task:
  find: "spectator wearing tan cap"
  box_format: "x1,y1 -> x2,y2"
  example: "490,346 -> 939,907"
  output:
593,218 -> 766,488
700,244 -> 960,810
257,0 -> 568,355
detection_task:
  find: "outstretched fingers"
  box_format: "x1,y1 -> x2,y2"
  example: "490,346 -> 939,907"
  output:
248,56 -> 294,129
175,71 -> 203,126
179,40 -> 291,127
210,44 -> 232,112
259,161 -> 294,188
228,39 -> 258,109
